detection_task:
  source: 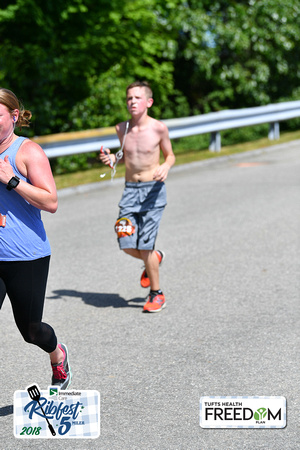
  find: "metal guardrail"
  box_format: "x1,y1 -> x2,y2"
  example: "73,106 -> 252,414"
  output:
36,100 -> 300,158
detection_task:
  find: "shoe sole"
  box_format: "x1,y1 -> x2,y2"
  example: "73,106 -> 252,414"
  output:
144,302 -> 166,313
159,250 -> 166,266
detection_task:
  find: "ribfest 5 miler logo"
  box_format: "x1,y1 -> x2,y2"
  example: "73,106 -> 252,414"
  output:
14,384 -> 100,439
200,396 -> 286,429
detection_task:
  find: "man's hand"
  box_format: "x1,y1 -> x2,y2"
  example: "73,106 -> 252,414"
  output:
153,162 -> 171,182
98,146 -> 114,168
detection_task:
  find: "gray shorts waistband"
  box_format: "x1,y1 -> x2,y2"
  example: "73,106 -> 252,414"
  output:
125,181 -> 164,188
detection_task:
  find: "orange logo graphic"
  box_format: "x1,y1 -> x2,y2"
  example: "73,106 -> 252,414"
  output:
115,217 -> 136,238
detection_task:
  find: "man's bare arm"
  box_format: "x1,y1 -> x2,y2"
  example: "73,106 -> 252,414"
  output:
153,123 -> 175,182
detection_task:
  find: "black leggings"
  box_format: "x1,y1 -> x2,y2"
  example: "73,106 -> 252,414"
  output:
0,256 -> 57,353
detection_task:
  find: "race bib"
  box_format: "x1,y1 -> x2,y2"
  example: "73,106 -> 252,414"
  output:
114,217 -> 135,238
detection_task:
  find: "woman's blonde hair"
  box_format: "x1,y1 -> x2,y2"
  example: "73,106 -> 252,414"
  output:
0,88 -> 32,128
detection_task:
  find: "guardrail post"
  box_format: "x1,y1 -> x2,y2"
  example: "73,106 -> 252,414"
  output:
268,122 -> 280,140
209,132 -> 221,152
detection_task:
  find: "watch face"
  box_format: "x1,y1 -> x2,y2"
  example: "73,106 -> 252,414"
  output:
7,176 -> 20,190
10,178 -> 19,188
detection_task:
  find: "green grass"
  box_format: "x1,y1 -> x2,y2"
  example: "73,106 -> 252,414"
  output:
54,129 -> 300,190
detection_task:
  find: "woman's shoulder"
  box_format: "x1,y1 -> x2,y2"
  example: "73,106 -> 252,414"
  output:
19,137 -> 45,154
17,138 -> 49,167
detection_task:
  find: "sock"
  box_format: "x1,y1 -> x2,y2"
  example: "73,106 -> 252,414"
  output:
150,289 -> 163,296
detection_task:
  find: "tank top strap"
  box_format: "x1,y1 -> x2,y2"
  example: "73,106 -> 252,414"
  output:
0,137 -> 28,181
5,136 -> 27,159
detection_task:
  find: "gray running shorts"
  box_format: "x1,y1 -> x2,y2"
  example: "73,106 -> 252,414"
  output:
115,181 -> 167,250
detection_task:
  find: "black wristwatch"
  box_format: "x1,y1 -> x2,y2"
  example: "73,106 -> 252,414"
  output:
6,176 -> 20,191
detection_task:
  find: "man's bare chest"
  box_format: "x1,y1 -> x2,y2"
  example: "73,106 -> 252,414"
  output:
125,131 -> 160,154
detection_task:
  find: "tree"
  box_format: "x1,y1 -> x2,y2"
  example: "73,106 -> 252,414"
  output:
172,0 -> 300,113
1,0 -> 299,136
0,0 -> 188,134
66,0 -> 190,131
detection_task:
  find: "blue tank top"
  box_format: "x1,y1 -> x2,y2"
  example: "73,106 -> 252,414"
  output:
0,137 -> 51,261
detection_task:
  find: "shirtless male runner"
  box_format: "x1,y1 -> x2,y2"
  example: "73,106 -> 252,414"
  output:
99,81 -> 175,312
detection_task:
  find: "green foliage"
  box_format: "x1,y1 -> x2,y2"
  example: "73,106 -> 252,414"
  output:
50,152 -> 98,175
173,0 -> 300,112
221,124 -> 269,146
0,0 -> 299,139
172,134 -> 210,154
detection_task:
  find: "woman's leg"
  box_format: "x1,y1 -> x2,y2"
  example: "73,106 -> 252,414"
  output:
2,257 -> 57,353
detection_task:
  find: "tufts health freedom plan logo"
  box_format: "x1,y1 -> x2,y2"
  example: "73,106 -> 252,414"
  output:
200,396 -> 286,428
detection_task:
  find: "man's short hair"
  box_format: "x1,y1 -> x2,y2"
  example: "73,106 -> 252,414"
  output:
126,81 -> 153,99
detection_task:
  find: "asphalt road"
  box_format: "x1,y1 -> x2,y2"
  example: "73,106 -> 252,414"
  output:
1,140 -> 299,449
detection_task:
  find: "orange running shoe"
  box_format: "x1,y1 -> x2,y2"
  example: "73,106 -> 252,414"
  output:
143,291 -> 166,313
140,250 -> 165,288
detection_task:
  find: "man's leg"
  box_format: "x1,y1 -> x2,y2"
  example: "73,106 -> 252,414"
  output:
122,248 -> 163,290
139,249 -> 160,291
123,248 -> 143,260
140,250 -> 165,313
122,248 -> 165,312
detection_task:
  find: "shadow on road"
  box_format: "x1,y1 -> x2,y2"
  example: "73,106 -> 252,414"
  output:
48,289 -> 146,308
0,405 -> 13,417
